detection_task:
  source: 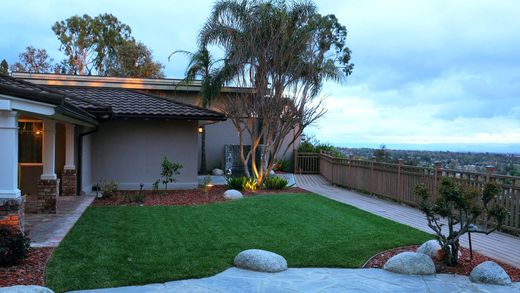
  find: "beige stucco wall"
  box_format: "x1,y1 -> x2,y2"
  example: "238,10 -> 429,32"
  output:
89,119 -> 198,190
140,89 -> 300,172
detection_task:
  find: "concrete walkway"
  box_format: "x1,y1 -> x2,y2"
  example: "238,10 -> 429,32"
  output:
25,195 -> 94,247
70,267 -> 520,293
295,174 -> 520,269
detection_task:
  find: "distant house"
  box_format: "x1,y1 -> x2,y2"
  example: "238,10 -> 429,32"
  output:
0,73 -> 299,230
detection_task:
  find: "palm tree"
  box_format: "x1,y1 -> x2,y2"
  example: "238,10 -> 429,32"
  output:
170,47 -> 232,174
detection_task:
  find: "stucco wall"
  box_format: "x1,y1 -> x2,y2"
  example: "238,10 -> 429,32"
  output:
90,119 -> 198,190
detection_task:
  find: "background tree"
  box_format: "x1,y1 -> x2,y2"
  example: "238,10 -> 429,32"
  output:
106,40 -> 164,78
0,59 -> 8,75
200,0 -> 353,185
373,144 -> 391,162
52,13 -> 132,75
10,46 -> 55,73
171,47 -> 232,174
415,179 -> 508,266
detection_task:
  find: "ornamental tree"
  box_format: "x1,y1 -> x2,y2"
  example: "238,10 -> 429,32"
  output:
199,0 -> 353,185
415,178 -> 508,266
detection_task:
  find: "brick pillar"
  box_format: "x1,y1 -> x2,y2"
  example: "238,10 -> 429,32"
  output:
26,179 -> 59,213
0,197 -> 25,232
61,169 -> 77,196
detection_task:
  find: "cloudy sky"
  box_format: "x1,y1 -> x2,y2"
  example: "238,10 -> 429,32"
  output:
1,0 -> 519,152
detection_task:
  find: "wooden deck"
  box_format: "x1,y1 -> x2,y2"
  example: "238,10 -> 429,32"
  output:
295,174 -> 520,269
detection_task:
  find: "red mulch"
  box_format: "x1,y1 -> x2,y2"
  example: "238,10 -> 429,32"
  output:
363,245 -> 520,281
92,186 -> 310,207
0,247 -> 54,287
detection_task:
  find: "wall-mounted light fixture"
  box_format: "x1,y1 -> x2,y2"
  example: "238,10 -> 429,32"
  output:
198,126 -> 204,134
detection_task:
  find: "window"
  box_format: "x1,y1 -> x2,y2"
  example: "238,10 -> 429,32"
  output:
18,121 -> 43,164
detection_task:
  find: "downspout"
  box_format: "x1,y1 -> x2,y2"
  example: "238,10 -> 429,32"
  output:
77,126 -> 99,194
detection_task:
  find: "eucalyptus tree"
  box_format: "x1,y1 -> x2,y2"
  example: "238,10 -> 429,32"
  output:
199,0 -> 353,185
10,46 -> 55,73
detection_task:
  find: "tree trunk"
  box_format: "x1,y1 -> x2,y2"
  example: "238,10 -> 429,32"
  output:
200,126 -> 207,174
443,239 -> 460,266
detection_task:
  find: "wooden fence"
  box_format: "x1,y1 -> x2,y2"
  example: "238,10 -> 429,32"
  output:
296,152 -> 520,235
294,152 -> 320,174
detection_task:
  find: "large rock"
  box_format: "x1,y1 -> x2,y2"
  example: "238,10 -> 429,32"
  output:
234,249 -> 288,272
417,240 -> 441,258
383,252 -> 436,275
0,285 -> 54,293
224,189 -> 243,200
212,168 -> 224,176
470,261 -> 512,285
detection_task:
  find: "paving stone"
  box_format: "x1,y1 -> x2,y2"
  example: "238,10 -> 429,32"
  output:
70,268 -> 520,293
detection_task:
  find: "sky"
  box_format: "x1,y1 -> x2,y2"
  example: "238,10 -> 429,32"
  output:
1,0 -> 519,153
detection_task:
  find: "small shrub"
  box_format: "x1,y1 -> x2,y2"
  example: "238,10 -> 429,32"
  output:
225,176 -> 257,192
161,157 -> 183,190
225,176 -> 246,191
0,226 -> 30,266
273,159 -> 290,172
263,176 -> 289,190
100,180 -> 118,198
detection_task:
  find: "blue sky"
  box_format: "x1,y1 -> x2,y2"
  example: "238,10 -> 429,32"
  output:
1,0 -> 519,152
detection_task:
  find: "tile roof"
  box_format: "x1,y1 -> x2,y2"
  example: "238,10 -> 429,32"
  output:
54,86 -> 226,120
0,75 -> 98,125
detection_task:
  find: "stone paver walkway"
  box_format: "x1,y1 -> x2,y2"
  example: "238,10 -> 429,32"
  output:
295,174 -> 520,269
25,195 -> 94,247
70,267 -> 520,293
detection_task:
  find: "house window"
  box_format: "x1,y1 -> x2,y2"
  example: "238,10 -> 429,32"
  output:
18,121 -> 43,164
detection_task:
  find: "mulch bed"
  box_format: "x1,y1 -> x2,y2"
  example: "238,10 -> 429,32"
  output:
92,186 -> 310,207
363,245 -> 520,281
0,247 -> 54,287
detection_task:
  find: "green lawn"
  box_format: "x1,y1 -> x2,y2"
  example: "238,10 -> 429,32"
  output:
46,193 -> 431,292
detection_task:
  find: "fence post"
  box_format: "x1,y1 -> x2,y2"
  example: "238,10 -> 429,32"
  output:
434,161 -> 442,197
485,165 -> 495,183
397,159 -> 404,202
370,156 -> 375,193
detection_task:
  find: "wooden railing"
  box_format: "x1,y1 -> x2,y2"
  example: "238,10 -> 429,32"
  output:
318,153 -> 520,235
294,152 -> 320,174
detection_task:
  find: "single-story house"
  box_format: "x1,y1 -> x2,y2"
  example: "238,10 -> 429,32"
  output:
0,73 -> 300,230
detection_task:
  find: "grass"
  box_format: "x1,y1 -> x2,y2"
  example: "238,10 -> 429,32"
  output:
46,193 -> 431,292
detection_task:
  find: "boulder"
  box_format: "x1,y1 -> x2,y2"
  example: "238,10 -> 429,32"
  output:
469,261 -> 512,285
383,252 -> 436,275
417,240 -> 441,258
0,285 -> 54,293
224,189 -> 243,200
234,249 -> 288,272
212,168 -> 224,176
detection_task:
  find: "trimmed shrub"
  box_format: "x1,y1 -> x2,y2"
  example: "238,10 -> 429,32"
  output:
100,180 -> 118,198
0,226 -> 30,266
273,159 -> 290,172
263,176 -> 289,190
225,176 -> 257,192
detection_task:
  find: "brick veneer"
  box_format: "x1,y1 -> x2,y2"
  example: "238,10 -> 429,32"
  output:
0,197 -> 24,231
25,179 -> 59,214
61,169 -> 77,196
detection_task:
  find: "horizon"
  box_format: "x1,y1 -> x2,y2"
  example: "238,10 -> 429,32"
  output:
331,142 -> 520,155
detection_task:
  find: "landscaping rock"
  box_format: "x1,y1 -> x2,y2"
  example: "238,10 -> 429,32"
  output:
212,168 -> 224,176
470,261 -> 512,286
223,189 -> 243,200
0,285 -> 54,293
269,170 -> 276,175
234,249 -> 288,273
417,240 -> 441,258
383,252 -> 436,275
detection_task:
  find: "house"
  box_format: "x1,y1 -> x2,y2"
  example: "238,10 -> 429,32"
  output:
0,73 -> 300,230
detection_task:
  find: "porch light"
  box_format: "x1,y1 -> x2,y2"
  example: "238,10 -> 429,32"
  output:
35,130 -> 41,135
198,126 -> 204,133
